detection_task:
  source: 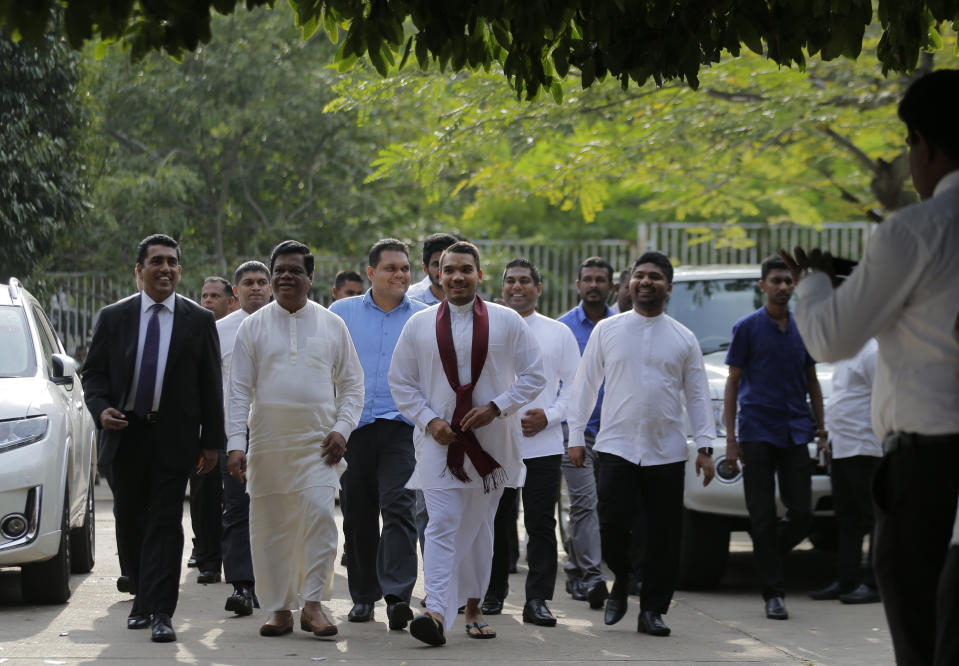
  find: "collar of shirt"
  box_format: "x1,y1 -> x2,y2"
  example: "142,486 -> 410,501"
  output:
575,301 -> 613,326
141,290 -> 176,313
361,288 -> 415,314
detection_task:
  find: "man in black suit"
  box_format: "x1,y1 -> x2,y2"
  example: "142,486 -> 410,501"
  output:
84,233 -> 224,643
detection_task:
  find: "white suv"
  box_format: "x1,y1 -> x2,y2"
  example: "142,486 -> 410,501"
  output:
671,266 -> 834,589
0,278 -> 97,603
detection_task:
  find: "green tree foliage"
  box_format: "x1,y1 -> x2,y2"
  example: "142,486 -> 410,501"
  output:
324,31 -> 959,247
0,23 -> 86,282
1,1 -> 957,97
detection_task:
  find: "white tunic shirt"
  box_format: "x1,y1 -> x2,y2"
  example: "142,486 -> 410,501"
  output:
826,338 -> 881,459
388,300 -> 546,490
514,312 -> 581,460
227,300 -> 364,498
567,310 -> 715,465
217,308 -> 249,403
796,170 -> 959,440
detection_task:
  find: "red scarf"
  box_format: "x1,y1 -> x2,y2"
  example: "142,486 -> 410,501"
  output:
435,295 -> 505,492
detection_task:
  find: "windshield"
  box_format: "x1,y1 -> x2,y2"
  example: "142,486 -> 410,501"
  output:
666,278 -> 764,355
0,305 -> 37,378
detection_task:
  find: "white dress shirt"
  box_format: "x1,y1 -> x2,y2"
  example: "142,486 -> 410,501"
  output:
567,310 -> 715,465
388,300 -> 546,490
217,308 -> 249,400
796,170 -> 959,440
826,338 -> 881,459
406,274 -> 441,305
227,300 -> 365,497
124,291 -> 176,412
514,312 -> 581,460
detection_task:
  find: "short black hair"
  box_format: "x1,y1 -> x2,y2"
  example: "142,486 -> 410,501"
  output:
632,251 -> 673,284
334,269 -> 364,288
369,238 -> 410,268
618,267 -> 631,284
577,256 -> 613,282
421,233 -> 464,267
503,258 -> 541,286
136,233 -> 180,266
270,240 -> 314,277
233,260 -> 270,284
898,69 -> 959,164
761,254 -> 789,280
440,241 -> 481,272
203,276 -> 233,297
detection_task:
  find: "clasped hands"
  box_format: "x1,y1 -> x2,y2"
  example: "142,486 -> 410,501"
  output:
428,403 -> 500,446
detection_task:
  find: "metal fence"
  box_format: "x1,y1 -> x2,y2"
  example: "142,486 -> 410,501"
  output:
35,222 -> 874,353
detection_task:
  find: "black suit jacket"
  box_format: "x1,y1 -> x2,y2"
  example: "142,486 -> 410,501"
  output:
84,292 -> 225,469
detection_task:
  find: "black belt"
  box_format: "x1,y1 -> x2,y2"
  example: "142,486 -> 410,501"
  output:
883,431 -> 959,454
123,410 -> 161,425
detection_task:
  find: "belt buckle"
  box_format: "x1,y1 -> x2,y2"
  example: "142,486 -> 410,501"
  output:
145,412 -> 160,424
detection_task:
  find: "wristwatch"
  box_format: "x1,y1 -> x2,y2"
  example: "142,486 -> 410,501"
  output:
697,447 -> 713,456
488,401 -> 502,416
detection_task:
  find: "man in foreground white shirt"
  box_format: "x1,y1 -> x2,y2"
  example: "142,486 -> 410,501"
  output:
227,240 -> 364,639
568,251 -> 715,637
783,69 -> 959,666
389,242 -> 545,645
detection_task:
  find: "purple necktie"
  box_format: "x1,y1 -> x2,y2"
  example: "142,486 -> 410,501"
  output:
133,303 -> 163,417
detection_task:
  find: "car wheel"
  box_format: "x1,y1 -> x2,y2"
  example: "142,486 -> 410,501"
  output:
677,508 -> 730,590
70,465 -> 96,574
21,488 -> 72,604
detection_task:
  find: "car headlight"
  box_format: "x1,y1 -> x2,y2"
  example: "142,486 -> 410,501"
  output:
712,399 -> 726,437
0,416 -> 49,453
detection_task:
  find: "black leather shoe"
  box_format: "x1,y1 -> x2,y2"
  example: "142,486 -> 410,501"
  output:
127,613 -> 151,630
151,613 -> 176,642
809,581 -> 843,600
348,602 -> 374,622
587,581 -> 608,609
522,599 -> 557,627
225,586 -> 255,616
604,595 -> 628,625
197,569 -> 221,584
765,596 -> 788,620
387,600 -> 414,630
637,611 -> 671,636
116,575 -> 134,594
566,579 -> 588,601
839,584 -> 880,604
481,597 -> 504,615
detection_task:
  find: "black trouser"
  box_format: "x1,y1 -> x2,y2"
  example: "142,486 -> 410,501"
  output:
740,441 -> 812,600
831,455 -> 879,590
111,421 -> 191,617
341,419 -> 417,604
873,436 -> 959,666
97,455 -> 130,579
219,451 -> 254,586
189,460 -> 222,572
936,545 -> 959,666
488,455 -> 562,602
597,453 -> 684,614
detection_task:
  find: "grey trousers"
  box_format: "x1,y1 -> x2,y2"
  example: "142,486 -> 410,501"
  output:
561,428 -> 605,587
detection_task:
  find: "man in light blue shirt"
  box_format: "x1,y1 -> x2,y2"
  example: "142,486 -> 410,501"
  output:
329,239 -> 427,630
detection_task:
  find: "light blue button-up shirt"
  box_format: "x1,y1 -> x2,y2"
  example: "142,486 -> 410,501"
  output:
329,290 -> 428,428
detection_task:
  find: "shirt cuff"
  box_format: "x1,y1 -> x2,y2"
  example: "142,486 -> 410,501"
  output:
567,426 -> 586,448
797,270 -> 833,301
694,435 -> 714,449
332,421 -> 354,441
492,392 -> 518,418
544,406 -> 561,426
226,434 -> 247,453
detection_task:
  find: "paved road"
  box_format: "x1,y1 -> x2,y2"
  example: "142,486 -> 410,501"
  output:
0,483 -> 893,665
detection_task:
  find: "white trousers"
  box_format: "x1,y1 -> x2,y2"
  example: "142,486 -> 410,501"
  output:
423,486 -> 504,630
250,485 -> 337,611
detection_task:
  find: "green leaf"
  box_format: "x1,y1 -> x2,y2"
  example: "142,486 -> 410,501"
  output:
550,79 -> 563,104
735,17 -> 764,56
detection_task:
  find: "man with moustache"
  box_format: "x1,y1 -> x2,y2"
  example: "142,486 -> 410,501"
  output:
407,233 -> 462,306
724,255 -> 826,621
389,242 -> 545,645
201,277 -> 235,321
83,234 -> 224,642
329,239 -> 427,629
227,240 -> 364,638
483,258 -> 581,627
568,251 -> 715,637
331,270 -> 364,301
557,256 -> 615,607
216,261 -> 272,616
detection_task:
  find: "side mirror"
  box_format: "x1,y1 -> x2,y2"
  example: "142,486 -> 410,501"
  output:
50,354 -> 76,388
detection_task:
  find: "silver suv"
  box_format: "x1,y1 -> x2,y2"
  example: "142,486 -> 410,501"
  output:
0,278 -> 97,603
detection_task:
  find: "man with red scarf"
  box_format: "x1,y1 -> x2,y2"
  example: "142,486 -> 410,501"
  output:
389,241 -> 545,646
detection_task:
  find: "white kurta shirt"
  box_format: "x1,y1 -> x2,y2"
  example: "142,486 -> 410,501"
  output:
227,300 -> 364,498
826,338 -> 881,459
217,308 -> 249,405
388,300 -> 546,490
567,310 -> 715,465
796,170 -> 959,440
514,312 -> 581,460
